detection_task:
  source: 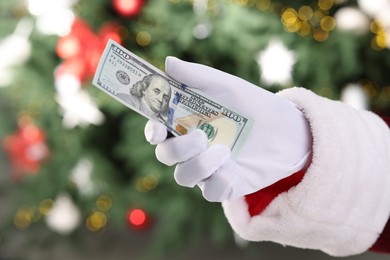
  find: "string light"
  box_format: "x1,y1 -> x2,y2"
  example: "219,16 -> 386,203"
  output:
298,6 -> 313,21
113,0 -> 145,17
298,21 -> 311,36
14,207 -> 35,230
334,7 -> 370,35
135,174 -> 159,192
136,31 -> 151,46
96,195 -> 112,211
370,20 -> 387,50
313,28 -> 329,41
45,194 -> 81,235
86,211 -> 107,231
39,199 -> 54,215
318,0 -> 334,11
320,16 -> 336,32
127,208 -> 148,229
256,39 -> 296,86
256,0 -> 271,11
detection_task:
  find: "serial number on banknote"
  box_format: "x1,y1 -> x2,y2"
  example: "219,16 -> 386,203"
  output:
93,40 -> 252,155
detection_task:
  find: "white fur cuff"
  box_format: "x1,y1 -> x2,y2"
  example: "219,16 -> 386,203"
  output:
222,87 -> 390,256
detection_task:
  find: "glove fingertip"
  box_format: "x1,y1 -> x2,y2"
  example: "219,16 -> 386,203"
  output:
144,120 -> 167,145
165,56 -> 180,75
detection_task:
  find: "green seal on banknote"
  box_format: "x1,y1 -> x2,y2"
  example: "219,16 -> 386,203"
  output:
199,123 -> 217,142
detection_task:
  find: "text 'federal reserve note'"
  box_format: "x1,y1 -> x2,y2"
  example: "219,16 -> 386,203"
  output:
92,40 -> 252,156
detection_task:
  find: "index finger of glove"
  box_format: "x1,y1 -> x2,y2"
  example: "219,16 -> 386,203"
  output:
155,129 -> 208,166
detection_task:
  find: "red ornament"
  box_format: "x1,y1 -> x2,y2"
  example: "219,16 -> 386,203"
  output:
127,208 -> 150,230
113,0 -> 144,17
56,18 -> 123,82
3,117 -> 49,182
99,22 -> 123,46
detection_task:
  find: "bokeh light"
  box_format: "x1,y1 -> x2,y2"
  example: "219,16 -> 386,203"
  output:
128,208 -> 146,227
96,195 -> 113,211
136,31 -> 151,46
86,211 -> 108,231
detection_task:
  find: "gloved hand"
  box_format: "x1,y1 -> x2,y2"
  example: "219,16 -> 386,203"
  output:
144,57 -> 312,202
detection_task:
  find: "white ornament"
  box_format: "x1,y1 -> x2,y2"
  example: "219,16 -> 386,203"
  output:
45,193 -> 81,235
27,0 -> 78,36
334,7 -> 370,35
357,0 -> 389,18
357,0 -> 390,49
55,73 -> 105,128
193,23 -> 212,40
256,39 -> 296,86
192,0 -> 212,40
69,158 -> 96,196
341,83 -> 368,110
0,19 -> 33,87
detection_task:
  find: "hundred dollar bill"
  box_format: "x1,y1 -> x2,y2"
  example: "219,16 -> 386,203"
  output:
93,40 -> 252,155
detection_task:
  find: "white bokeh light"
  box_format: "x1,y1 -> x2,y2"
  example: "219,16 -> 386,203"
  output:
45,193 -> 81,235
334,7 -> 370,35
358,0 -> 390,48
69,158 -> 96,196
357,0 -> 389,18
27,0 -> 78,36
0,19 -> 32,87
55,73 -> 105,128
341,83 -> 368,110
256,39 -> 296,86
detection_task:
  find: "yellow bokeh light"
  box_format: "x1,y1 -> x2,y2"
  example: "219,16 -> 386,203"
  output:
281,8 -> 298,26
234,0 -> 249,6
39,199 -> 54,215
298,6 -> 313,21
318,0 -> 334,11
207,0 -> 218,10
135,174 -> 158,193
284,20 -> 301,33
136,31 -> 151,47
370,20 -> 385,34
256,0 -> 271,11
313,28 -> 329,41
298,21 -> 312,36
312,8 -> 325,23
360,80 -> 377,98
143,175 -> 158,189
320,16 -> 336,32
14,207 -> 34,230
86,211 -> 107,231
96,195 -> 112,211
373,34 -> 387,50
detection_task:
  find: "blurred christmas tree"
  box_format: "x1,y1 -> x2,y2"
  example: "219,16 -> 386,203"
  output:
0,0 -> 390,258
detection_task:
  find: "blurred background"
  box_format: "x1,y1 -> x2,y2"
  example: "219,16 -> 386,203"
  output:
1,0 -> 390,259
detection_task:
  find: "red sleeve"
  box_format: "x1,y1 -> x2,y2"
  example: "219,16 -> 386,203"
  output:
245,169 -> 305,217
369,115 -> 390,253
370,218 -> 390,253
245,115 -> 390,253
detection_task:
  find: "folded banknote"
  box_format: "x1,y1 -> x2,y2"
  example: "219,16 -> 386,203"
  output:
92,40 -> 252,155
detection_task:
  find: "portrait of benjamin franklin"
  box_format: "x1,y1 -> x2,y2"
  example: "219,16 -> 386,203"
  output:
117,74 -> 172,122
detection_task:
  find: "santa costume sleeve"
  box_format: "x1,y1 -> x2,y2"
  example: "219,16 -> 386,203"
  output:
222,87 -> 390,257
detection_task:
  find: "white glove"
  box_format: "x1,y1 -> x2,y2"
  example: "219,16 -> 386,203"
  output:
145,57 -> 312,202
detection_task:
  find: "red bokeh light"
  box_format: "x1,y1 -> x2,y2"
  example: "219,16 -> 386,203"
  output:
128,208 -> 146,226
113,0 -> 144,17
